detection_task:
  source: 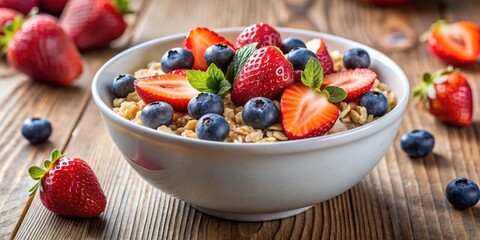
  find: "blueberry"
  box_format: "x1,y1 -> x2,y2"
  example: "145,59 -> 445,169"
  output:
281,37 -> 306,54
140,101 -> 174,129
161,47 -> 194,73
112,74 -> 136,98
343,48 -> 370,69
400,130 -> 435,158
187,92 -> 224,119
21,118 -> 52,144
287,48 -> 318,70
204,44 -> 235,71
445,178 -> 480,209
359,91 -> 389,117
195,113 -> 230,142
242,97 -> 278,129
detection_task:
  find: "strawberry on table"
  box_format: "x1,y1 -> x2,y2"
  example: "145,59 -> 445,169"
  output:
60,0 -> 132,50
134,73 -> 200,112
1,14 -> 83,86
28,150 -> 107,218
0,8 -> 19,35
421,20 -> 480,66
184,27 -> 234,71
231,45 -> 294,106
236,23 -> 282,49
306,38 -> 334,75
38,0 -> 69,15
0,0 -> 37,15
414,67 -> 473,127
322,68 -> 377,101
281,58 -> 346,140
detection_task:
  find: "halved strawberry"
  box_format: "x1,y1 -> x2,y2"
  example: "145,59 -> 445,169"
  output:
281,83 -> 339,140
134,74 -> 199,112
322,69 -> 376,101
184,27 -> 234,71
169,69 -> 188,77
306,38 -> 334,75
422,20 -> 480,66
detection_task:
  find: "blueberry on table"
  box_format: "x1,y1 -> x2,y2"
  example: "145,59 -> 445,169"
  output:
343,48 -> 371,69
287,48 -> 318,70
112,74 -> 136,98
204,44 -> 235,71
445,178 -> 480,209
21,118 -> 52,144
359,91 -> 389,117
281,37 -> 306,54
400,130 -> 435,158
141,101 -> 174,129
187,92 -> 224,119
242,97 -> 278,129
196,113 -> 230,142
161,47 -> 194,73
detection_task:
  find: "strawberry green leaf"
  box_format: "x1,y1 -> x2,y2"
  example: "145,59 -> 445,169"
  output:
28,166 -> 45,180
324,86 -> 347,103
28,183 -> 38,196
218,80 -> 231,97
187,70 -> 215,93
226,43 -> 257,83
301,57 -> 323,90
0,15 -> 23,54
116,0 -> 134,14
50,149 -> 62,164
43,160 -> 52,169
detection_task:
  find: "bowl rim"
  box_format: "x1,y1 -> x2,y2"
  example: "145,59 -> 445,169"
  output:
92,27 -> 410,153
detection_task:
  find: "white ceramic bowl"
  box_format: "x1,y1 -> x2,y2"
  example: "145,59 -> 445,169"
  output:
92,28 -> 409,221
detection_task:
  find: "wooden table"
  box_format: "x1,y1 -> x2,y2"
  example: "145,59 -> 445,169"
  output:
1,0 -> 479,239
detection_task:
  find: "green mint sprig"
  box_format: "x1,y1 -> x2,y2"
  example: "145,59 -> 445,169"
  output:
187,64 -> 231,97
301,57 -> 346,103
225,42 -> 258,83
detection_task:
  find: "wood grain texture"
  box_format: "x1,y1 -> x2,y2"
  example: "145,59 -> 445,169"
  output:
5,0 -> 480,239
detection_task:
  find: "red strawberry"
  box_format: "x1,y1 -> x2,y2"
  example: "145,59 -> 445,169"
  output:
134,74 -> 199,112
231,46 -> 294,106
28,150 -> 106,218
306,38 -> 334,75
422,20 -> 480,66
322,69 -> 376,101
169,69 -> 188,77
0,0 -> 37,15
3,14 -> 83,86
60,0 -> 130,50
414,67 -> 473,127
0,8 -> 19,35
281,83 -> 339,139
236,23 -> 282,49
39,0 -> 68,15
184,27 -> 234,71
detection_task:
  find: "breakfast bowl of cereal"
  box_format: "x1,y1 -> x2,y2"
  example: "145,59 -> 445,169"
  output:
92,24 -> 409,221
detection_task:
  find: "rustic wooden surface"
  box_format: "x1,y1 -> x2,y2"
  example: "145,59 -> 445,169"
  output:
1,0 -> 479,239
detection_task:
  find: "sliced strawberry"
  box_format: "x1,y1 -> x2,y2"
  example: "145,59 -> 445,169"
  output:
134,74 -> 199,112
169,69 -> 188,77
184,27 -> 234,71
306,38 -> 334,75
322,69 -> 376,101
423,20 -> 480,66
236,23 -> 282,49
281,83 -> 339,140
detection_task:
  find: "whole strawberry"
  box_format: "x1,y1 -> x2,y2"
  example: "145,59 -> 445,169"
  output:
421,20 -> 480,66
231,46 -> 294,106
414,67 -> 473,127
2,14 -> 83,85
236,23 -> 282,49
28,150 -> 107,218
39,0 -> 69,15
0,0 -> 37,15
60,0 -> 131,50
0,8 -> 19,35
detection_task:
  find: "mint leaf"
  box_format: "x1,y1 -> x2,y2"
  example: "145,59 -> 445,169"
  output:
226,43 -> 257,83
218,80 -> 231,97
324,86 -> 346,103
28,166 -> 45,180
206,64 -> 225,91
187,70 -> 214,92
301,57 -> 323,90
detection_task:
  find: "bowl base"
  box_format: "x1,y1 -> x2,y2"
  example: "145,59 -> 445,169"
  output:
191,205 -> 313,222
